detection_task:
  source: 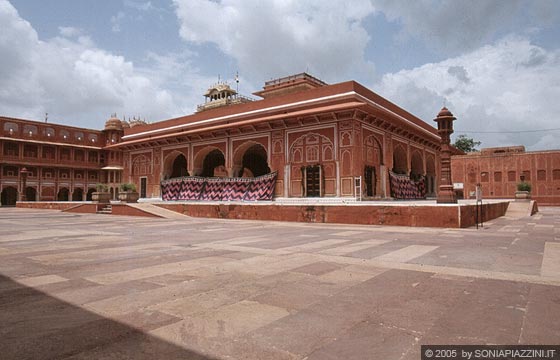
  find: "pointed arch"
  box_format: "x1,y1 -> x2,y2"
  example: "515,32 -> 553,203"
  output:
25,187 -> 37,201
232,141 -> 269,177
289,132 -> 334,163
392,144 -> 407,174
425,153 -> 437,196
86,188 -> 96,201
364,135 -> 383,165
410,150 -> 424,177
163,151 -> 189,179
132,154 -> 150,176
193,146 -> 225,177
57,187 -> 69,201
72,188 -> 84,201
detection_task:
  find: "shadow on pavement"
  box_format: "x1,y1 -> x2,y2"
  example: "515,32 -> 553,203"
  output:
0,274 -> 218,360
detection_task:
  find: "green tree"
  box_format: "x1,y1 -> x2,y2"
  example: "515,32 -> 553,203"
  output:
453,135 -> 481,153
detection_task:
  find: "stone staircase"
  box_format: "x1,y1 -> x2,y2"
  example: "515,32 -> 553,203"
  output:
96,204 -> 112,215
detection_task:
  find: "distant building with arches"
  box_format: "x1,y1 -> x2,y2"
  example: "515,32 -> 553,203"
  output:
0,116 -> 104,206
451,146 -> 560,205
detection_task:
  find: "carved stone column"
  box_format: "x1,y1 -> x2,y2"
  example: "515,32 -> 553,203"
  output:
433,107 -> 457,204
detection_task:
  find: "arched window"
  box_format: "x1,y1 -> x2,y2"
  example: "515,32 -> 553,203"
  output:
60,130 -> 70,141
23,125 -> 37,137
3,122 -> 18,134
44,127 -> 55,138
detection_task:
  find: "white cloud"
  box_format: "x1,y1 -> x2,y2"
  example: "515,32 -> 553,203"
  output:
0,0 -> 188,127
139,50 -> 217,115
172,0 -> 377,84
111,11 -> 125,33
372,0 -> 560,54
124,0 -> 155,12
58,26 -> 82,38
374,36 -> 560,150
124,0 -> 167,13
373,0 -> 522,52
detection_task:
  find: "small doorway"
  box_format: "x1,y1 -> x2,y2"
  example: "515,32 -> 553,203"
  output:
57,188 -> 69,201
72,188 -> 83,201
86,188 -> 95,201
1,187 -> 18,206
303,165 -> 321,197
25,187 -> 37,201
140,177 -> 147,198
364,166 -> 376,197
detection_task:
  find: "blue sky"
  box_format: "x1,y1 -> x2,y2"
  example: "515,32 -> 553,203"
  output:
2,0 -> 560,150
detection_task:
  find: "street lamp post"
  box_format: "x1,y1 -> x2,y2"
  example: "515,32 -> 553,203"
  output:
20,167 -> 29,202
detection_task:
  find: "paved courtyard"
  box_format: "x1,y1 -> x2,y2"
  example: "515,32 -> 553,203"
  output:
1,207 -> 559,360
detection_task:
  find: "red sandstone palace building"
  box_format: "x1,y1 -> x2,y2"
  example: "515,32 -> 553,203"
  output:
1,73 -> 558,206
451,146 -> 560,205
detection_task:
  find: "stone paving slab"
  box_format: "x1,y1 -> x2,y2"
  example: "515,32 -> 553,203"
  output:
0,207 -> 559,359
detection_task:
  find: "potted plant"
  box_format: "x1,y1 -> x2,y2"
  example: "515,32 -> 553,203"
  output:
515,181 -> 531,200
92,183 -> 111,204
118,182 -> 139,203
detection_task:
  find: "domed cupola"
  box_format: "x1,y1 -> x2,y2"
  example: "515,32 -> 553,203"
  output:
102,113 -> 125,145
104,114 -> 124,131
197,80 -> 253,112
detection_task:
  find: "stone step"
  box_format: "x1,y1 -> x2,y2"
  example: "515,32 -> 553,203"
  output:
96,204 -> 112,215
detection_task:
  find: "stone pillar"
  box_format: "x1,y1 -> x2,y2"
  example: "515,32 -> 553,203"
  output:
284,164 -> 290,197
20,167 -> 28,201
433,107 -> 457,204
380,164 -> 387,198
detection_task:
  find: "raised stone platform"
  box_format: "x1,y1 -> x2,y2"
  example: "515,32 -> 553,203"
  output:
153,199 -> 511,228
16,199 -> 515,228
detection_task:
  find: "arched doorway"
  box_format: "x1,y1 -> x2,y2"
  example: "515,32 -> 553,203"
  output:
192,147 -> 226,177
364,135 -> 383,197
86,188 -> 95,201
1,187 -> 18,206
171,154 -> 189,178
410,151 -> 424,179
392,145 -> 407,174
233,143 -> 269,177
72,188 -> 84,201
242,144 -> 269,177
25,187 -> 37,201
57,188 -> 69,201
201,149 -> 225,177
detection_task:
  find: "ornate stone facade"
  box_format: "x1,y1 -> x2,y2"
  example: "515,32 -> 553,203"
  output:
451,146 -> 560,205
0,116 -> 105,205
110,74 -> 442,200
